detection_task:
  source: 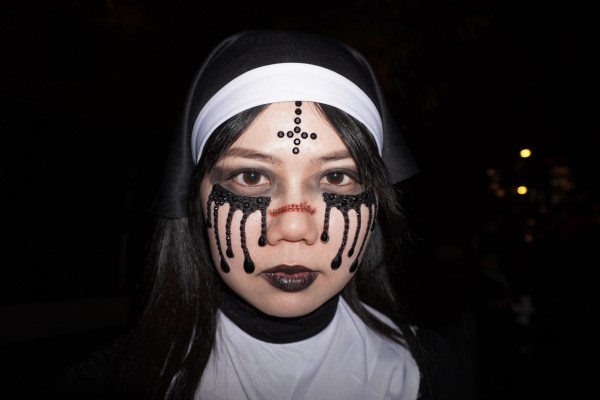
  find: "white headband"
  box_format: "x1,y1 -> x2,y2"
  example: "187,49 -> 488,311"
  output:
190,63 -> 383,164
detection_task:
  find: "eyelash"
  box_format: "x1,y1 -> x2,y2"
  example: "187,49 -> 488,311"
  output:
228,170 -> 270,187
320,170 -> 360,187
224,169 -> 361,192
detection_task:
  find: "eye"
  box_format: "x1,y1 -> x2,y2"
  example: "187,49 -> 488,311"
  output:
231,170 -> 270,187
321,171 -> 356,186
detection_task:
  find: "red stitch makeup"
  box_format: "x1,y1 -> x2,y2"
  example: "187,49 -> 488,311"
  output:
268,203 -> 317,217
276,101 -> 318,154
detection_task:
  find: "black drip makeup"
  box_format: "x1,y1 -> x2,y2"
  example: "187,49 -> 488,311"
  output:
320,191 -> 376,272
276,101 -> 318,154
206,184 -> 271,273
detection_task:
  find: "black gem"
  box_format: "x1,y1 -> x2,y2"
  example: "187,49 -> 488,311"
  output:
220,258 -> 230,273
350,259 -> 359,273
321,231 -> 329,242
292,147 -> 299,154
310,132 -> 317,139
258,235 -> 266,247
331,254 -> 342,270
294,138 -> 301,145
295,101 -> 302,106
226,248 -> 234,258
244,258 -> 255,273
294,126 -> 301,133
287,131 -> 293,138
294,117 -> 301,124
295,108 -> 302,115
301,132 -> 308,139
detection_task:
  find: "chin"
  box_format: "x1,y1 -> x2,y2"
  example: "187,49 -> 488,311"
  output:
253,293 -> 327,318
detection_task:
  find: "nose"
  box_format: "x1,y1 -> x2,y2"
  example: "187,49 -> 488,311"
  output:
266,200 -> 319,245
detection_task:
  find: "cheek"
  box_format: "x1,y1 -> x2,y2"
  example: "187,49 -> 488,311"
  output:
205,204 -> 232,274
204,184 -> 271,274
320,192 -> 377,272
323,203 -> 375,272
207,203 -> 268,275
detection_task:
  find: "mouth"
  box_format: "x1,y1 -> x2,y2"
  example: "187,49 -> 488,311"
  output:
261,265 -> 319,292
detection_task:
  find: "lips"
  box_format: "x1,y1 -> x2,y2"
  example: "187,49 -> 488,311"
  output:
262,265 -> 318,292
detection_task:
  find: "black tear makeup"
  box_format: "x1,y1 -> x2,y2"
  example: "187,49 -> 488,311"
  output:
320,192 -> 376,272
276,101 -> 317,154
207,184 -> 271,274
206,184 -> 376,275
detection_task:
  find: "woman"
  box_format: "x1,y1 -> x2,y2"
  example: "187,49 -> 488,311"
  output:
61,30 -> 466,400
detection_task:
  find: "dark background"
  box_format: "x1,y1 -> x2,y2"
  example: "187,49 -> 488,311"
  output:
1,1 -> 597,399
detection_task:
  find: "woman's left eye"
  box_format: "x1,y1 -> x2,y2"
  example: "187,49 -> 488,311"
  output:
231,170 -> 269,187
321,171 -> 356,186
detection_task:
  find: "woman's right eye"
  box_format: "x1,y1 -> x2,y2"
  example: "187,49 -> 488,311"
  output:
230,170 -> 270,187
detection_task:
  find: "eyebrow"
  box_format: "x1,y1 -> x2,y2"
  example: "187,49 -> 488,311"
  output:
221,147 -> 282,165
312,150 -> 353,164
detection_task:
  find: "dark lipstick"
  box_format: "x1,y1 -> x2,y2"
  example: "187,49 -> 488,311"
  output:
262,265 -> 318,292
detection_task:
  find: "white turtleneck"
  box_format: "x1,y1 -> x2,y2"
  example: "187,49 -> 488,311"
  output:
197,298 -> 420,400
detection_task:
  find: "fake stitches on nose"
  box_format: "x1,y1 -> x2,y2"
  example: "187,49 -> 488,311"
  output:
321,191 -> 376,272
206,184 -> 271,274
265,198 -> 320,245
268,202 -> 316,217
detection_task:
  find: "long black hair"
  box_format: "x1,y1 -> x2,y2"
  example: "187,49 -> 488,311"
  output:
124,103 -> 423,400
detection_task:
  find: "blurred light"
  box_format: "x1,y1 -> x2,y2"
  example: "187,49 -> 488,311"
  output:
486,168 -> 496,176
524,233 -> 534,243
495,189 -> 506,198
520,148 -> 532,158
517,186 -> 528,195
526,218 -> 535,226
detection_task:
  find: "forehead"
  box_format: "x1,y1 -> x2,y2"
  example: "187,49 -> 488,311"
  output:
229,102 -> 349,158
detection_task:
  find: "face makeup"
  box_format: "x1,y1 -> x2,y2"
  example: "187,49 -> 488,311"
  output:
321,191 -> 376,272
261,265 -> 319,292
206,185 -> 376,275
200,101 -> 377,318
268,203 -> 316,217
275,101 -> 317,154
206,184 -> 271,273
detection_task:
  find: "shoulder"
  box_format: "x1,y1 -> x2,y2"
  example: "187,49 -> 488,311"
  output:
360,300 -> 401,329
414,327 -> 473,400
52,333 -> 130,400
347,300 -> 472,400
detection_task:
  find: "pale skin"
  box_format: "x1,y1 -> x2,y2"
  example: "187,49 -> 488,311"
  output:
200,102 -> 376,318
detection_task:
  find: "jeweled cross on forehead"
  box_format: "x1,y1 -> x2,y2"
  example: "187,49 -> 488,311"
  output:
275,101 -> 318,154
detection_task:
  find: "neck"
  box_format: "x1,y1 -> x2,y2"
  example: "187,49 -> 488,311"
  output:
220,288 -> 340,344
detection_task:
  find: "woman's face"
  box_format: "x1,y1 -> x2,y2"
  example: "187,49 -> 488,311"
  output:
200,102 -> 377,317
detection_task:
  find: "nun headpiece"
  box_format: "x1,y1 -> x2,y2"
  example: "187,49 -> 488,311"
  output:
151,29 -> 419,218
